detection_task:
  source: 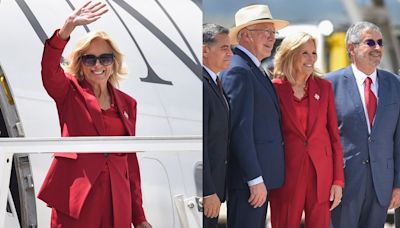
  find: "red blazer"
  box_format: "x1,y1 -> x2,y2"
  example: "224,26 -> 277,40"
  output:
37,31 -> 146,226
271,77 -> 344,203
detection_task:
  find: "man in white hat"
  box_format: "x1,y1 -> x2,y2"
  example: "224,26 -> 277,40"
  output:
220,4 -> 288,228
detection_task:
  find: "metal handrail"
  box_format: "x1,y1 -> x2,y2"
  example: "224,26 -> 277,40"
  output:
0,136 -> 202,228
0,135 -> 201,153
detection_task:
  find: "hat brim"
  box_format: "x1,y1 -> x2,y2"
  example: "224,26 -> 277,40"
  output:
229,19 -> 289,44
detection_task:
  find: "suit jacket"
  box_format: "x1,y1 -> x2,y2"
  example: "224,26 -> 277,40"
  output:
220,47 -> 285,190
37,30 -> 146,226
271,77 -> 344,203
203,68 -> 229,201
326,66 -> 400,206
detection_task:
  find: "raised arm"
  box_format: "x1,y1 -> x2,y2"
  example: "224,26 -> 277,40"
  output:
41,1 -> 108,103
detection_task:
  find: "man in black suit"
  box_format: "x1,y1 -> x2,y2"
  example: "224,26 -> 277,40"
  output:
203,23 -> 232,228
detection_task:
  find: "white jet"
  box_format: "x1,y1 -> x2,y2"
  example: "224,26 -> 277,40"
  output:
0,0 -> 202,227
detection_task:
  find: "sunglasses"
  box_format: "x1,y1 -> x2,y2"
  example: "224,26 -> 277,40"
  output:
360,39 -> 384,47
80,53 -> 114,66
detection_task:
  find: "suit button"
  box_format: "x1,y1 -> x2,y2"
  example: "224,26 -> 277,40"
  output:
362,159 -> 370,164
225,160 -> 228,165
368,137 -> 372,143
281,141 -> 284,146
304,140 -> 308,146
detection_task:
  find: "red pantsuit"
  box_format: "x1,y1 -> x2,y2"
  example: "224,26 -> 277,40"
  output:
37,30 -> 147,227
270,77 -> 344,228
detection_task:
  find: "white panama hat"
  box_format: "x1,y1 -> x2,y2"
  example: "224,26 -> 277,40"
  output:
230,4 -> 289,44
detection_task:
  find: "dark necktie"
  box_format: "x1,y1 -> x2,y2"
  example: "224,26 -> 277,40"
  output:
364,77 -> 377,129
216,76 -> 229,109
216,76 -> 224,96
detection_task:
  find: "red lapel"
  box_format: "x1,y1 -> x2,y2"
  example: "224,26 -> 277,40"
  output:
307,77 -> 320,135
110,85 -> 134,136
278,80 -> 306,139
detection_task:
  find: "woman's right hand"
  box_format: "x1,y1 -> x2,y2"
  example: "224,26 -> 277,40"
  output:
329,184 -> 343,211
59,1 -> 108,40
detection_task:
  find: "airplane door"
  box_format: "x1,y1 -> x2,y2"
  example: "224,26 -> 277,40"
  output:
140,156 -> 175,228
0,66 -> 37,227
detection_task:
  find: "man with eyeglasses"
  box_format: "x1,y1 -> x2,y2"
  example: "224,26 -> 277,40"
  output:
219,4 -> 288,227
326,21 -> 400,228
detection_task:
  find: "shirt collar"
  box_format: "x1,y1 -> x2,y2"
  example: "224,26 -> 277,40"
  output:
351,64 -> 377,86
203,65 -> 218,83
236,45 -> 261,67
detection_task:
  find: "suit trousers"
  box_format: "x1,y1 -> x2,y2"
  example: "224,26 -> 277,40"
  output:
331,165 -> 388,228
227,188 -> 268,228
203,215 -> 218,228
51,163 -> 114,228
270,155 -> 330,228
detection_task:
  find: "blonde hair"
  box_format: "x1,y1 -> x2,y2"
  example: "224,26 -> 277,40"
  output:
273,32 -> 321,84
64,31 -> 127,87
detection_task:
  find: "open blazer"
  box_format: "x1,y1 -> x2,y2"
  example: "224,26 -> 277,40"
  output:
37,31 -> 146,226
272,77 -> 344,203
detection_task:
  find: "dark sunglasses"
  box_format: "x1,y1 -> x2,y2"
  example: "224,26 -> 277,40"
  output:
80,53 -> 114,66
362,39 -> 384,47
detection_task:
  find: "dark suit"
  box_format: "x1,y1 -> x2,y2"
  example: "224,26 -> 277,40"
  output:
203,68 -> 229,227
326,66 -> 400,228
220,47 -> 285,227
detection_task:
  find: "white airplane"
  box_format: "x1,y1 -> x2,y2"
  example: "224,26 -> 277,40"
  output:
0,0 -> 202,227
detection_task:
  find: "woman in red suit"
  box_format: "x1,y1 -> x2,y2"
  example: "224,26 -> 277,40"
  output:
269,32 -> 344,228
37,2 -> 151,228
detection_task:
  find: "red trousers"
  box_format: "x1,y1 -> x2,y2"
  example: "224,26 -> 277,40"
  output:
270,156 -> 330,228
51,164 -> 114,228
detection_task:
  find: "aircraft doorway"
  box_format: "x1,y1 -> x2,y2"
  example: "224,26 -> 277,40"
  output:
0,65 -> 37,228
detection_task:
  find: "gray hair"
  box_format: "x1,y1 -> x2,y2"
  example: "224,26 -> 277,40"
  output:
345,21 -> 382,59
203,23 -> 229,45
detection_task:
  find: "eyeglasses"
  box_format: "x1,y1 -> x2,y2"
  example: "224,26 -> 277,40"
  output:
358,39 -> 384,47
80,53 -> 114,66
246,28 -> 279,37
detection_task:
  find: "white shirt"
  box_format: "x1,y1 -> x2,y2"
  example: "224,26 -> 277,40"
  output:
203,65 -> 218,84
237,45 -> 262,68
235,45 -> 264,187
351,64 -> 379,133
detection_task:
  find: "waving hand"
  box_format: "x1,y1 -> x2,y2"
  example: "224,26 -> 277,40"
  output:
59,1 -> 108,40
